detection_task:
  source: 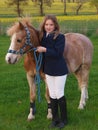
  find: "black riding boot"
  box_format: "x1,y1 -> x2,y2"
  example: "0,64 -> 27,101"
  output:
57,96 -> 68,128
49,98 -> 60,128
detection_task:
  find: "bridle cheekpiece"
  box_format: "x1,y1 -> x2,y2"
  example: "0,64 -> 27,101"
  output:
8,26 -> 35,55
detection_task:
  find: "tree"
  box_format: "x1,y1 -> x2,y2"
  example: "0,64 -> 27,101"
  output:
58,0 -> 67,15
63,0 -> 67,15
5,0 -> 29,17
31,0 -> 54,16
75,0 -> 87,15
90,0 -> 98,14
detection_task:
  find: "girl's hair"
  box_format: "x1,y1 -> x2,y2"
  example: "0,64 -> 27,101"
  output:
39,14 -> 60,40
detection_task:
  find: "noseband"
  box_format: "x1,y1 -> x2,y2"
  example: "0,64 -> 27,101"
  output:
8,26 -> 35,55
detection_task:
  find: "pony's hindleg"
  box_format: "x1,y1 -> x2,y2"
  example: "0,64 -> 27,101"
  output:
45,84 -> 52,119
27,73 -> 36,121
74,65 -> 89,109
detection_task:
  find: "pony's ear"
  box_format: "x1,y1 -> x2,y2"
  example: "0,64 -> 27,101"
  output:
19,22 -> 24,30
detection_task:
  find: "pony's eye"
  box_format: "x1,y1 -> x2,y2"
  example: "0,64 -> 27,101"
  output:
17,39 -> 21,43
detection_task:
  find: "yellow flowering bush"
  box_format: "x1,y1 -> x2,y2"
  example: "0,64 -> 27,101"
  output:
57,15 -> 98,21
0,15 -> 98,23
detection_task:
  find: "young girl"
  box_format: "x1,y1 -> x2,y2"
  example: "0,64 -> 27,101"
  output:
36,14 -> 69,129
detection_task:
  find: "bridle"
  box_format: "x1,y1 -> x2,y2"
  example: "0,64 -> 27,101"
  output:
8,26 -> 35,55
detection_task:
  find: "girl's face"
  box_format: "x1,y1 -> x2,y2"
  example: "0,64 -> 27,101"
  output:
44,19 -> 55,33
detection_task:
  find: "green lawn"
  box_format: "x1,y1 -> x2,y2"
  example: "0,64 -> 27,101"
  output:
0,33 -> 98,130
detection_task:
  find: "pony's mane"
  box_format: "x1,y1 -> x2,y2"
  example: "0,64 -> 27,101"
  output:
7,17 -> 32,36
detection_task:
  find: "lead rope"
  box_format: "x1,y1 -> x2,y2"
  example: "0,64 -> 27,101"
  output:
24,27 -> 43,102
33,48 -> 43,102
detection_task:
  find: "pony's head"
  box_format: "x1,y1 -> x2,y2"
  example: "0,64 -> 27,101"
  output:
5,18 -> 39,64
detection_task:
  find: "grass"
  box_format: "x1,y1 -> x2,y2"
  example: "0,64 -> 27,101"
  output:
0,31 -> 98,130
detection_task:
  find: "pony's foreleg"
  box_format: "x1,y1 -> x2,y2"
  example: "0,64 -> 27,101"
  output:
45,84 -> 52,119
27,73 -> 36,121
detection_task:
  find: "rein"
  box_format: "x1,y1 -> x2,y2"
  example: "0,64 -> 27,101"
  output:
8,26 -> 42,102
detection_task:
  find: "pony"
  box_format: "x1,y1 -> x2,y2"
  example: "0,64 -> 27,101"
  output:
5,18 -> 93,121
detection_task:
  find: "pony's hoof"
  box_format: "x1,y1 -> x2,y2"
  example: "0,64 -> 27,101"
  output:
47,109 -> 52,119
47,113 -> 52,119
78,104 -> 84,109
78,100 -> 86,109
27,114 -> 35,121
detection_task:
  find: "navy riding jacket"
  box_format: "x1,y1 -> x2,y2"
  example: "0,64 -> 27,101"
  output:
41,32 -> 69,76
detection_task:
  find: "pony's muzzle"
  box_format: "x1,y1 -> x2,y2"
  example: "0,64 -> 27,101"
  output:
5,54 -> 19,64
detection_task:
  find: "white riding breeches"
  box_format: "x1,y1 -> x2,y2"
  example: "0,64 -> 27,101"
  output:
45,74 -> 67,99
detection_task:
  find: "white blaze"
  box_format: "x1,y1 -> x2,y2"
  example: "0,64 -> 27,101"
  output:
5,33 -> 21,64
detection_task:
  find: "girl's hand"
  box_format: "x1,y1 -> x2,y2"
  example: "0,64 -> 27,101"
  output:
36,46 -> 47,53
